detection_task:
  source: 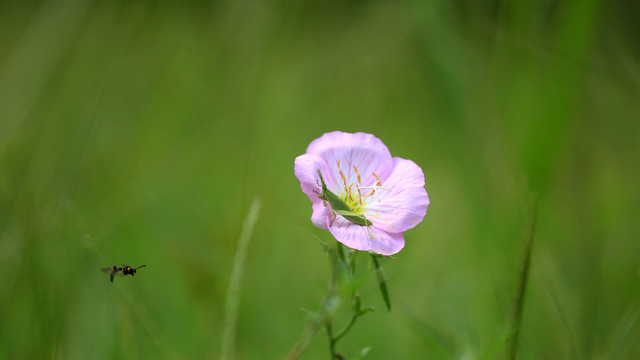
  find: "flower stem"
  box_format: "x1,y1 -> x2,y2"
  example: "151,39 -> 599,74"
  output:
288,241 -> 375,360
326,322 -> 337,359
332,309 -> 359,343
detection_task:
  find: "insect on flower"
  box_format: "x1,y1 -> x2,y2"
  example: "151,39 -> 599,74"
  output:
295,131 -> 429,255
315,169 -> 376,240
101,265 -> 146,283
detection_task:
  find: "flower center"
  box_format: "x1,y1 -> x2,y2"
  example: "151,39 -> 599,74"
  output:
335,160 -> 388,214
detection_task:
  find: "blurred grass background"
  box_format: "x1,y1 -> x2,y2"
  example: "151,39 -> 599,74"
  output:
1,0 -> 639,358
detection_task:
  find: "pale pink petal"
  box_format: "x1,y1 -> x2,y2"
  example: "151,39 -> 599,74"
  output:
295,154 -> 337,230
306,131 -> 394,192
366,157 -> 429,233
294,154 -> 330,204
326,216 -> 405,256
311,201 -> 331,230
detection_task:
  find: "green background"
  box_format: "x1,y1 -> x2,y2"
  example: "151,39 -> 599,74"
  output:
1,0 -> 639,358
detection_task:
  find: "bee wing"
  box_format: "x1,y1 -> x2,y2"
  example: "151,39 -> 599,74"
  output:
101,267 -> 112,274
109,270 -> 126,282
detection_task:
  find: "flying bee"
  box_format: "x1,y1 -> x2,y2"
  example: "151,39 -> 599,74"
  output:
101,265 -> 146,283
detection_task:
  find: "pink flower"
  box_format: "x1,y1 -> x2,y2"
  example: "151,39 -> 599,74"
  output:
294,131 -> 429,255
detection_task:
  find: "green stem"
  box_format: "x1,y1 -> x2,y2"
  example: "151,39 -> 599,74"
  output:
332,311 -> 359,343
288,242 -> 371,360
326,322 -> 337,359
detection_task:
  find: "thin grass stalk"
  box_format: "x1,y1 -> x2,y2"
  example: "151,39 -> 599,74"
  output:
220,198 -> 262,360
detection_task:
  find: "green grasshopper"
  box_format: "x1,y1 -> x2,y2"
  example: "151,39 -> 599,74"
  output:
315,169 -> 374,239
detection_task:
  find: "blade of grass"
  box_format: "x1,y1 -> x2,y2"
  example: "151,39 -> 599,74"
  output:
507,197 -> 537,360
220,198 -> 262,360
539,273 -> 580,358
403,302 -> 455,360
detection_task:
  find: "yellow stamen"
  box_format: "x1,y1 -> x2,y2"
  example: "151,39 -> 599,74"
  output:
353,165 -> 362,184
338,160 -> 348,194
372,172 -> 382,186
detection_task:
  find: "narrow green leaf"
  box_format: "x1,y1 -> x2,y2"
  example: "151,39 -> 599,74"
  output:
371,255 -> 391,312
316,237 -> 336,262
348,249 -> 357,276
335,242 -> 353,284
336,241 -> 347,263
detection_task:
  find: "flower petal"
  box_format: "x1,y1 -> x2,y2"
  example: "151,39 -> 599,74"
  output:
294,154 -> 331,204
326,215 -> 405,255
311,201 -> 331,230
366,157 -> 429,233
294,154 -> 337,230
306,131 -> 394,193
